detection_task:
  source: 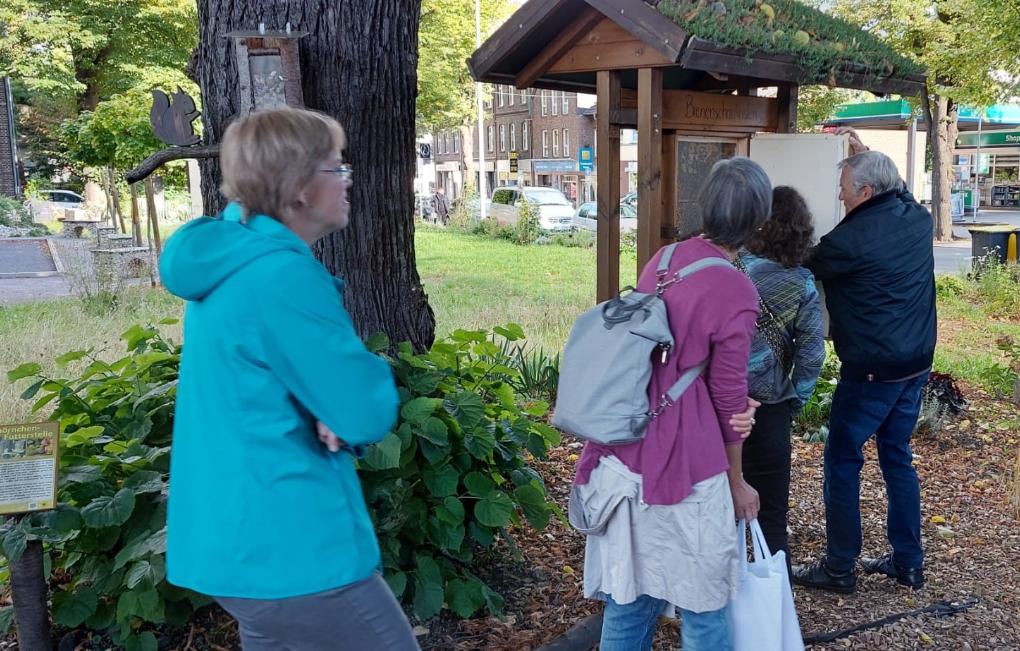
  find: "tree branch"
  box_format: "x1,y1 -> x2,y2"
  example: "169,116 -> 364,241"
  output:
125,145 -> 220,185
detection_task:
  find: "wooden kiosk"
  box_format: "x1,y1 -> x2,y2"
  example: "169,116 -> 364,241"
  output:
469,0 -> 926,302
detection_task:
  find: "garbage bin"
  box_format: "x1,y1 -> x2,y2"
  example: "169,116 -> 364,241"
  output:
966,224 -> 1017,269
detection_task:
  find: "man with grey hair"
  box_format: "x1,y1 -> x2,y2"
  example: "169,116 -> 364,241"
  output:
793,141 -> 936,594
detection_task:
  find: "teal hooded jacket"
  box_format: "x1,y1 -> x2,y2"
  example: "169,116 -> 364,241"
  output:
160,203 -> 398,598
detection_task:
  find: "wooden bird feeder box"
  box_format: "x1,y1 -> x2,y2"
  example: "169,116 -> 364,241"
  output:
226,29 -> 309,114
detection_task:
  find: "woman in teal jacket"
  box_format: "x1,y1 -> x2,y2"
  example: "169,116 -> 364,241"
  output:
160,107 -> 419,650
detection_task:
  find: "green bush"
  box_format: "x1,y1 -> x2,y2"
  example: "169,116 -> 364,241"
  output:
935,274 -> 966,300
0,196 -> 31,228
968,256 -> 1020,320
473,217 -> 514,241
1,322 -> 560,643
551,230 -> 594,249
511,201 -> 541,246
794,344 -> 841,442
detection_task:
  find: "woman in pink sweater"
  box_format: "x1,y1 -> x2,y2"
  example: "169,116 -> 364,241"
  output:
572,157 -> 770,651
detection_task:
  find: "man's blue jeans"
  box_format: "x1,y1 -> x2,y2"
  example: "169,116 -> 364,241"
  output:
600,594 -> 730,651
824,374 -> 927,572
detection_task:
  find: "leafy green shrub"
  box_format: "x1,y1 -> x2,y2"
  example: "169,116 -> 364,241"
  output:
0,196 -> 32,228
499,340 -> 561,402
1,322 -> 560,643
551,230 -> 594,249
935,274 -> 966,300
968,257 -> 1020,320
1,322 -> 197,649
360,324 -> 560,620
474,217 -> 514,241
794,345 -> 840,442
511,201 -> 541,246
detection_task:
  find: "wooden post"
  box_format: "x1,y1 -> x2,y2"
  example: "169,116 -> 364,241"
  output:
145,177 -> 163,255
130,184 -> 143,247
637,67 -> 663,274
108,168 -> 126,234
777,83 -> 799,133
596,70 -> 622,303
661,131 -> 678,244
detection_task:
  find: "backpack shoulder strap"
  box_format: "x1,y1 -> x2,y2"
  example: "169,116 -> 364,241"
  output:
656,252 -> 734,295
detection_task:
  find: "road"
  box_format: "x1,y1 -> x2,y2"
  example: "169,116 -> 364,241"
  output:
934,209 -> 1020,276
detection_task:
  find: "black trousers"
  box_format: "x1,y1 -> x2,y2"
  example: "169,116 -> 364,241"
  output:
741,400 -> 795,576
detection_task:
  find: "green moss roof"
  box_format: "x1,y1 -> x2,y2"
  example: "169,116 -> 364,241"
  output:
650,0 -> 923,84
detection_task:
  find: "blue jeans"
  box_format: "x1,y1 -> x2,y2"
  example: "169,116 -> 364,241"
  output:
824,374 -> 927,572
600,594 -> 731,651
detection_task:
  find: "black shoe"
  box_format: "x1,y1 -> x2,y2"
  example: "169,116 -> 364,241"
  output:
791,559 -> 857,594
860,553 -> 925,589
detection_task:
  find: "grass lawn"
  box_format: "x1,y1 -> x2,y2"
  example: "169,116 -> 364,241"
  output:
0,227 -> 637,422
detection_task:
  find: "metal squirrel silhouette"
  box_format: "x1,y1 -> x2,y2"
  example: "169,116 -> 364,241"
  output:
150,87 -> 201,147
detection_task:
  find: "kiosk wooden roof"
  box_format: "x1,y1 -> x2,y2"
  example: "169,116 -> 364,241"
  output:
469,0 -> 927,302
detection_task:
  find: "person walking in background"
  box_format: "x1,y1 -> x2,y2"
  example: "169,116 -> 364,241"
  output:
434,186 -> 450,224
737,186 -> 826,575
160,107 -> 420,650
792,146 -> 937,594
572,157 -> 769,651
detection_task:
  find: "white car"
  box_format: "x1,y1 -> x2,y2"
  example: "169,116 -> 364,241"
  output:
487,186 -> 575,233
573,201 -> 638,233
26,190 -> 86,222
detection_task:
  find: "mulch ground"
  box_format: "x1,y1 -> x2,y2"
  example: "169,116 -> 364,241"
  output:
421,382 -> 1020,650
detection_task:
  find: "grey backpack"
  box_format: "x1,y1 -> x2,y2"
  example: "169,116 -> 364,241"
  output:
551,244 -> 732,446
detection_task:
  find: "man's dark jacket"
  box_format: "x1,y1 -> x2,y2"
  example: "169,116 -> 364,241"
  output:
806,188 -> 937,382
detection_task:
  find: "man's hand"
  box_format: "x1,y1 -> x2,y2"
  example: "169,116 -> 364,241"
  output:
316,421 -> 348,452
729,399 -> 761,439
834,126 -> 869,156
730,477 -> 760,522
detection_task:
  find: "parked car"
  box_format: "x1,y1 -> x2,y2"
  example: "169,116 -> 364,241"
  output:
26,189 -> 87,222
621,191 -> 638,208
487,186 -> 575,233
573,201 -> 638,233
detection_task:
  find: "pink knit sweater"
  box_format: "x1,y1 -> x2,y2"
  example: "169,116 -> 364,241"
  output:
574,238 -> 759,505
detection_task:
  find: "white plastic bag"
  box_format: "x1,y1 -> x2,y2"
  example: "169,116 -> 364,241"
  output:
728,519 -> 804,651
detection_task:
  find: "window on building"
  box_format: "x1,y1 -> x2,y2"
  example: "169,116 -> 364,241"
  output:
454,134 -> 460,153
551,91 -> 558,116
542,130 -> 549,158
563,129 -> 570,158
563,92 -> 570,113
510,123 -> 517,152
552,129 -> 559,157
484,86 -> 492,110
498,86 -> 505,107
499,124 -> 506,152
522,121 -> 529,151
520,88 -> 526,104
437,134 -> 443,154
541,91 -> 548,116
487,126 -> 493,152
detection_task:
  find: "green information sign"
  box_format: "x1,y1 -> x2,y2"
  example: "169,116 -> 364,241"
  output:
957,130 -> 1020,148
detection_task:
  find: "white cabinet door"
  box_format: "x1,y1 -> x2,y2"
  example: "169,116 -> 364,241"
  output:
749,133 -> 849,240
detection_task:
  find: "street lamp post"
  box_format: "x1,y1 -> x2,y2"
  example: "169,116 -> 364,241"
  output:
475,0 -> 487,220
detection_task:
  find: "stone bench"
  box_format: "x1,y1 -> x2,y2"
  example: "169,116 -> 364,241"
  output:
91,246 -> 152,288
60,220 -> 104,239
99,233 -> 137,249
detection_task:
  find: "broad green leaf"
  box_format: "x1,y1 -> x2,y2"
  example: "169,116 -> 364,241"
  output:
429,518 -> 465,552
20,379 -> 45,400
122,470 -> 165,494
85,600 -> 116,630
533,422 -> 562,447
422,463 -> 459,497
446,575 -> 486,618
474,490 -> 514,528
53,587 -> 98,627
39,505 -> 82,533
412,555 -> 444,620
362,432 -> 402,471
117,586 -> 162,624
1,526 -> 27,562
126,556 -> 165,590
444,391 -> 485,429
494,382 -> 516,409
493,323 -> 526,340
437,496 -> 465,524
465,427 -> 497,460
365,332 -> 390,354
514,482 -> 551,530
64,425 -> 105,449
482,584 -> 505,615
157,318 -> 179,325
7,362 -> 41,381
419,439 -> 450,466
385,570 -> 408,598
31,391 -> 59,413
124,631 -> 158,651
401,397 -> 441,425
416,416 -> 449,445
55,350 -> 90,366
81,488 -> 136,528
463,471 -> 496,498
114,528 -> 166,570
0,606 -> 13,635
62,465 -> 103,484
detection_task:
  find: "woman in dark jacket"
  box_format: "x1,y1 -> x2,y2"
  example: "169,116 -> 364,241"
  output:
737,186 -> 826,570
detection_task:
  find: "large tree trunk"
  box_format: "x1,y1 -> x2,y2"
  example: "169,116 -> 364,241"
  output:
195,0 -> 436,350
10,539 -> 52,651
922,93 -> 959,242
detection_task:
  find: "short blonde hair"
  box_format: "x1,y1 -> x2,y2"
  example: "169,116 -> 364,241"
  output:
220,107 -> 346,218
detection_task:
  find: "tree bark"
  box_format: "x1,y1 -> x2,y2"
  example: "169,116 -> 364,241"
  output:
923,93 -> 959,242
195,0 -> 436,351
145,177 -> 163,255
109,174 -> 126,234
10,538 -> 52,651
